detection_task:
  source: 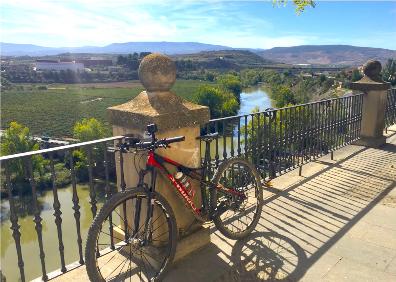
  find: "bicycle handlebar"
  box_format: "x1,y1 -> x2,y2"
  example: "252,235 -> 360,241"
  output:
121,135 -> 185,151
162,136 -> 185,144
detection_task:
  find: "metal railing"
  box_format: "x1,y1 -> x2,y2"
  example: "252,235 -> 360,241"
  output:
201,94 -> 364,179
385,88 -> 396,130
2,89 -> 396,281
0,136 -> 123,281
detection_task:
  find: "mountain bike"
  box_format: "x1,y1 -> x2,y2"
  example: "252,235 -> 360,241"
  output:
85,124 -> 263,281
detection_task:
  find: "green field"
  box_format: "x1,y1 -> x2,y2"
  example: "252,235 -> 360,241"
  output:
1,80 -> 214,137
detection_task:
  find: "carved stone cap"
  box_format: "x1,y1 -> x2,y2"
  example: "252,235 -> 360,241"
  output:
138,53 -> 176,92
108,53 -> 209,131
107,91 -> 209,132
350,60 -> 390,91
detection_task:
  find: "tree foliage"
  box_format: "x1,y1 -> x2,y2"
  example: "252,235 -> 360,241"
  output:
270,85 -> 296,108
217,74 -> 242,102
273,0 -> 316,14
117,53 -> 140,71
195,85 -> 239,119
382,58 -> 396,86
0,121 -> 45,180
71,118 -> 108,180
73,118 -> 107,142
351,69 -> 363,82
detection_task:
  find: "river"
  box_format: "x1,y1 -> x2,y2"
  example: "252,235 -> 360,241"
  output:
0,86 -> 271,281
238,85 -> 272,115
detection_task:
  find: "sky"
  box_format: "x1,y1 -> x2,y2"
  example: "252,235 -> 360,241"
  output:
1,0 -> 395,50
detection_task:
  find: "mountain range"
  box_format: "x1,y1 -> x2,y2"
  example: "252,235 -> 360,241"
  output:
1,42 -> 395,66
0,42 -> 233,56
258,45 -> 396,66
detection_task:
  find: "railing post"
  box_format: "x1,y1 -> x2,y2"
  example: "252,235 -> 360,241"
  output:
350,60 -> 391,147
107,53 -> 210,261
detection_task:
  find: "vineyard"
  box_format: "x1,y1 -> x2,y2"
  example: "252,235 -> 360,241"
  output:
1,80 -> 213,137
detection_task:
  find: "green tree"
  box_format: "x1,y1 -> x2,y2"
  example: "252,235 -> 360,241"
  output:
72,118 -> 108,180
218,74 -> 242,102
195,86 -> 224,118
195,85 -> 240,119
221,94 -> 239,117
73,118 -> 107,141
205,72 -> 216,82
1,122 -> 45,181
382,58 -> 396,86
351,69 -> 363,82
270,85 -> 296,107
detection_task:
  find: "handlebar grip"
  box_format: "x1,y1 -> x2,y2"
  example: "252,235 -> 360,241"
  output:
164,136 -> 185,144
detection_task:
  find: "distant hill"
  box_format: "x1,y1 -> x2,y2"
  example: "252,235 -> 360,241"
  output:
3,42 -> 395,66
0,42 -> 233,56
257,45 -> 396,66
172,50 -> 273,69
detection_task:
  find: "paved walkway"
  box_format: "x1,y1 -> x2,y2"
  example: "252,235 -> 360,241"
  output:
52,127 -> 396,282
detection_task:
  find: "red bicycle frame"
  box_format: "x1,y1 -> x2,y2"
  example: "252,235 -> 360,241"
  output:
145,151 -> 244,218
146,151 -> 202,215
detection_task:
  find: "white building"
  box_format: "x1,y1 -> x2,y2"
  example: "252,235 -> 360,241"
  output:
35,60 -> 84,71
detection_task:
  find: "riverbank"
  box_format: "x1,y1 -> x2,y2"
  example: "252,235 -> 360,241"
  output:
237,85 -> 272,115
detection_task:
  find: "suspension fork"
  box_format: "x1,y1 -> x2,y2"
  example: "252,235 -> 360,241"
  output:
200,140 -> 211,213
144,167 -> 157,242
132,168 -> 151,237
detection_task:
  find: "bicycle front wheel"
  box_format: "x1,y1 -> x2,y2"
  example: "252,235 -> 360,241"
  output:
211,157 -> 263,240
85,188 -> 177,282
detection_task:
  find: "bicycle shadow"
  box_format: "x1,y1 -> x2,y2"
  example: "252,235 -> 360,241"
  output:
218,231 -> 307,282
165,231 -> 306,282
224,232 -> 307,281
165,139 -> 396,282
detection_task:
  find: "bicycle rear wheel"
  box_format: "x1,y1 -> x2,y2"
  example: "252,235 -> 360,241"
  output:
85,188 -> 177,282
211,157 -> 263,240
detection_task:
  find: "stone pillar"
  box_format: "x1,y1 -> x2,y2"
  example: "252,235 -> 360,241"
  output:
350,60 -> 390,147
107,53 -> 210,260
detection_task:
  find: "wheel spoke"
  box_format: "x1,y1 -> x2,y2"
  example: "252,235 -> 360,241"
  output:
213,159 -> 263,239
87,191 -> 175,281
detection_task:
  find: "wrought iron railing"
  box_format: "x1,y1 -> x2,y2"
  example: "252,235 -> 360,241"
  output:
385,88 -> 396,131
2,89 -> 395,281
0,136 -> 123,281
202,94 -> 364,179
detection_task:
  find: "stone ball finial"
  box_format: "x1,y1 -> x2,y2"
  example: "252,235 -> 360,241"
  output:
138,53 -> 176,92
363,60 -> 382,82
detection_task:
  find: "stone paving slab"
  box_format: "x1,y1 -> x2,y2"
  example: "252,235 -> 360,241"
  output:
320,256 -> 396,282
50,127 -> 396,281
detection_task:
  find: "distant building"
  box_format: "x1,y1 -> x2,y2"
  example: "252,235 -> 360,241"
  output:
36,59 -> 84,71
76,59 -> 113,67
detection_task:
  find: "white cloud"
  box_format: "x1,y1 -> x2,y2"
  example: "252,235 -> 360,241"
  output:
0,0 -> 277,47
1,0 -> 395,49
1,0 -> 180,46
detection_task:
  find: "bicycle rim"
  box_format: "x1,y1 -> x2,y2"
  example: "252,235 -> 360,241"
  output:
212,158 -> 263,239
85,189 -> 176,282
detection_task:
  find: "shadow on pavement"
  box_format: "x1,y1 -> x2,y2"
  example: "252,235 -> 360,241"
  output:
166,141 -> 396,281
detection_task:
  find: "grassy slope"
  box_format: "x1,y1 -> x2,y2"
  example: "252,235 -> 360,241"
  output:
1,80 -> 214,137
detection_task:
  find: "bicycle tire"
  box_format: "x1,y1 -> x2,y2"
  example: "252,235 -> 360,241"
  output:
85,187 -> 177,282
211,157 -> 263,240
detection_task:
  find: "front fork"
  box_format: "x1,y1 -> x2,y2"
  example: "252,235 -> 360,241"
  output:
132,167 -> 156,244
200,140 -> 212,216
